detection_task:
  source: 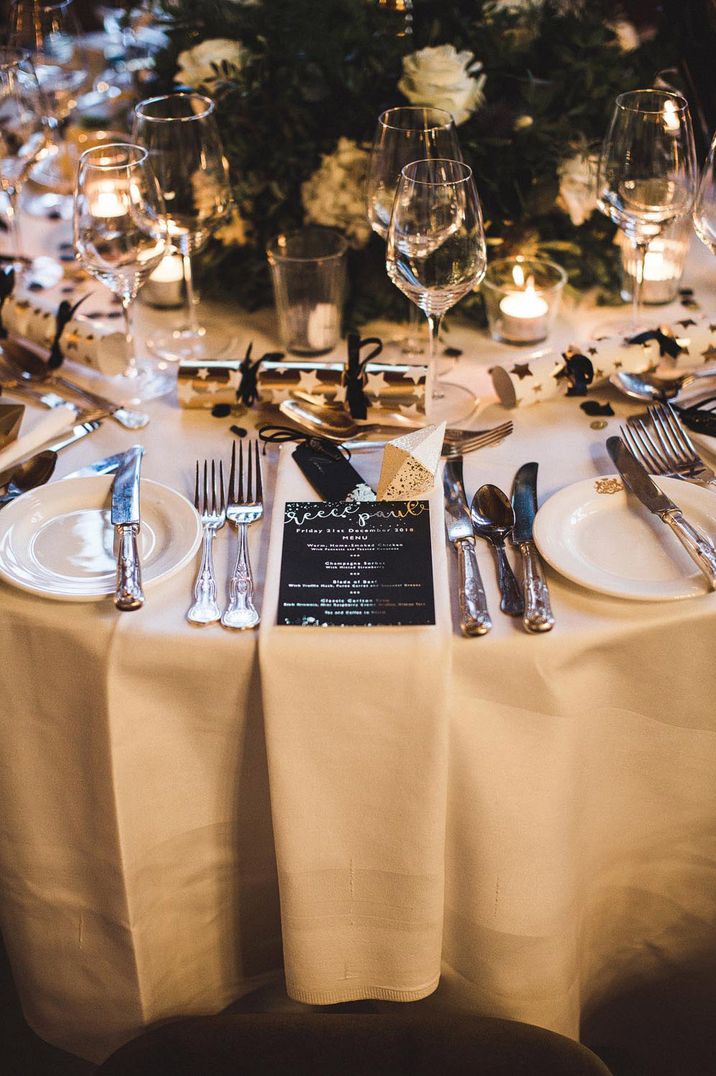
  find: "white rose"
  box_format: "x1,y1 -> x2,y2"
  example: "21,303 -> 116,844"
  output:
556,150 -> 599,227
175,39 -> 248,90
608,20 -> 640,52
398,45 -> 486,126
301,137 -> 372,248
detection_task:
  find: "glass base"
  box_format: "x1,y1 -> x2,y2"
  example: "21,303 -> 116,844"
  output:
111,362 -> 175,405
146,322 -> 234,362
425,381 -> 478,425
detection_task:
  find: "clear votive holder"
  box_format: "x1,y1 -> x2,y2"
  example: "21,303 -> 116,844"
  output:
481,256 -> 567,346
141,250 -> 185,309
620,216 -> 691,306
266,227 -> 348,355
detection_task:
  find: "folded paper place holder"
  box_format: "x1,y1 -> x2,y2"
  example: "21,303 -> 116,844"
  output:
0,403 -> 24,449
377,422 -> 446,499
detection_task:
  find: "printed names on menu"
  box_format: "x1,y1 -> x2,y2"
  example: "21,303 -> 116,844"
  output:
277,500 -> 435,626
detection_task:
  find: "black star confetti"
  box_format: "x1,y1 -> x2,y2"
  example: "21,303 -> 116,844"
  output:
677,318 -> 697,328
587,346 -> 598,356
443,346 -> 462,358
701,345 -> 716,362
580,401 -> 614,417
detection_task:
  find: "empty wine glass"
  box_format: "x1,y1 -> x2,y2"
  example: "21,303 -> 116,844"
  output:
0,47 -> 49,259
386,158 -> 487,423
132,92 -> 234,361
597,89 -> 697,331
9,0 -> 90,216
73,142 -> 173,402
367,106 -> 461,353
693,130 -> 716,257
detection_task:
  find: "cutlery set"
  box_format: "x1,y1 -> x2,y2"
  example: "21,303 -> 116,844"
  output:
187,440 -> 264,629
443,457 -> 555,637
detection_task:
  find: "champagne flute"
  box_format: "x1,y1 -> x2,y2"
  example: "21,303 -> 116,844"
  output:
0,47 -> 49,259
386,158 -> 487,423
597,89 -> 697,332
132,92 -> 234,361
693,130 -> 716,257
9,0 -> 90,217
367,106 -> 461,353
73,142 -> 172,402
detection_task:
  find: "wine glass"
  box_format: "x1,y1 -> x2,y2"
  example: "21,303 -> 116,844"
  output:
597,89 -> 697,332
367,106 -> 461,353
386,158 -> 487,423
8,0 -> 91,217
0,47 -> 49,259
132,92 -> 234,361
73,142 -> 173,402
693,130 -> 716,257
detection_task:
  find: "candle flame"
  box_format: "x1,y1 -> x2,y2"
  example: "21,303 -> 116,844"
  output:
512,264 -> 525,288
662,98 -> 680,133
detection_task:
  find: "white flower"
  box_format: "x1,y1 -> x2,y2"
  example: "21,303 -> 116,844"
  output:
301,138 -> 371,248
608,20 -> 640,52
398,45 -> 486,126
556,150 -> 599,227
175,39 -> 248,90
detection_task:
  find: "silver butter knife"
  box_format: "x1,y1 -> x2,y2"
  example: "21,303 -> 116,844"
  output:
607,435 -> 716,590
511,461 -> 555,633
111,444 -> 145,611
443,457 -> 491,636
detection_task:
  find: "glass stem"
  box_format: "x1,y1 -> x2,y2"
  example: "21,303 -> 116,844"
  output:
182,251 -> 201,338
631,239 -> 648,331
426,312 -> 443,404
121,295 -> 139,379
400,300 -> 424,354
7,193 -> 21,262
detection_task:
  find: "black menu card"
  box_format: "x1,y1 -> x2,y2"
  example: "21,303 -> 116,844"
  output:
277,500 -> 435,626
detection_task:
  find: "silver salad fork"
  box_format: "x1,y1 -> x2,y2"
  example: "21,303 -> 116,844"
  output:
187,459 -> 226,624
222,438 -> 264,629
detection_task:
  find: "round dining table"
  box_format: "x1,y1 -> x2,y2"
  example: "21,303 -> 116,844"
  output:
0,211 -> 714,1067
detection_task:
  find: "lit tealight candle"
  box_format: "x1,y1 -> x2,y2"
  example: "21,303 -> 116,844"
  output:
91,184 -> 125,218
498,265 -> 549,343
142,251 -> 184,309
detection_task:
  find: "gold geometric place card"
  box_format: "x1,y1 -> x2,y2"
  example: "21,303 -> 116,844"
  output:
0,402 -> 24,449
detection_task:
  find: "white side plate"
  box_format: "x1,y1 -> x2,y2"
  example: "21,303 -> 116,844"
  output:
533,474 -> 716,601
0,476 -> 202,601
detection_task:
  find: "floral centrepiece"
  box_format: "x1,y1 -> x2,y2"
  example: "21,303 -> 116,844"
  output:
155,0 -> 671,322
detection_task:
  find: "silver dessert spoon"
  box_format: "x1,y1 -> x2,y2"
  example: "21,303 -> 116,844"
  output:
610,368 -> 716,404
278,397 -> 420,439
470,484 -> 524,617
0,449 -> 57,506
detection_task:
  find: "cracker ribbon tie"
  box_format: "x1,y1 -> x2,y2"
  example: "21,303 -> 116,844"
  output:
626,328 -> 683,360
343,332 -> 383,419
258,423 -> 351,460
48,295 -> 89,369
235,343 -> 284,407
556,351 -> 594,396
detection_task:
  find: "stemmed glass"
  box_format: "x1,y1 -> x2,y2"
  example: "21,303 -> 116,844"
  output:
0,47 -> 49,259
693,130 -> 716,257
367,106 -> 461,353
597,89 -> 697,332
73,142 -> 172,402
8,0 -> 90,216
386,158 -> 487,423
132,92 -> 234,361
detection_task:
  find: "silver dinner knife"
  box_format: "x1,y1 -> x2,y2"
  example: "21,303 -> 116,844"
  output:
63,450 -> 131,480
111,444 -> 145,611
443,457 -> 491,636
606,435 -> 716,590
511,462 -> 555,633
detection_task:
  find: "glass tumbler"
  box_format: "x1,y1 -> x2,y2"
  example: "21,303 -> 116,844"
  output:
266,227 -> 347,355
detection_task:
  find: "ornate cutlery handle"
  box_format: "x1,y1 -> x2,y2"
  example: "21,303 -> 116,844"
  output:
493,540 -> 524,617
187,528 -> 221,623
662,510 -> 716,590
222,522 -> 260,629
115,524 -> 144,611
517,540 -> 555,633
457,537 -> 491,636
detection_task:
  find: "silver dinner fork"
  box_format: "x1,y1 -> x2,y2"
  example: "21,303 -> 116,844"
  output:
622,404 -> 716,490
187,459 -> 226,624
221,438 -> 264,630
344,420 -> 514,457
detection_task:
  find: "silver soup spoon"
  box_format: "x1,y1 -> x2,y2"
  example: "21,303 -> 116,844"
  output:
470,484 -> 524,617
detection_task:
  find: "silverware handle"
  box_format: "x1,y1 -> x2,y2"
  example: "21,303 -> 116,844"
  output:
187,528 -> 221,623
518,540 -> 555,633
115,523 -> 144,611
457,537 -> 491,636
662,510 -> 716,589
221,522 -> 260,629
494,542 -> 524,617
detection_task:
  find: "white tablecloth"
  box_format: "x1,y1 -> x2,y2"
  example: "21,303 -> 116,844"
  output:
0,219 -> 714,1062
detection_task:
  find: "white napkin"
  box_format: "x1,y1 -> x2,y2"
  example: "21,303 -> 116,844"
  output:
259,445 -> 452,1004
0,405 -> 76,474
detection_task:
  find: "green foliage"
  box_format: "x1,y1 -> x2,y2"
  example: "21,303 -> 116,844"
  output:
156,0 -> 674,320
